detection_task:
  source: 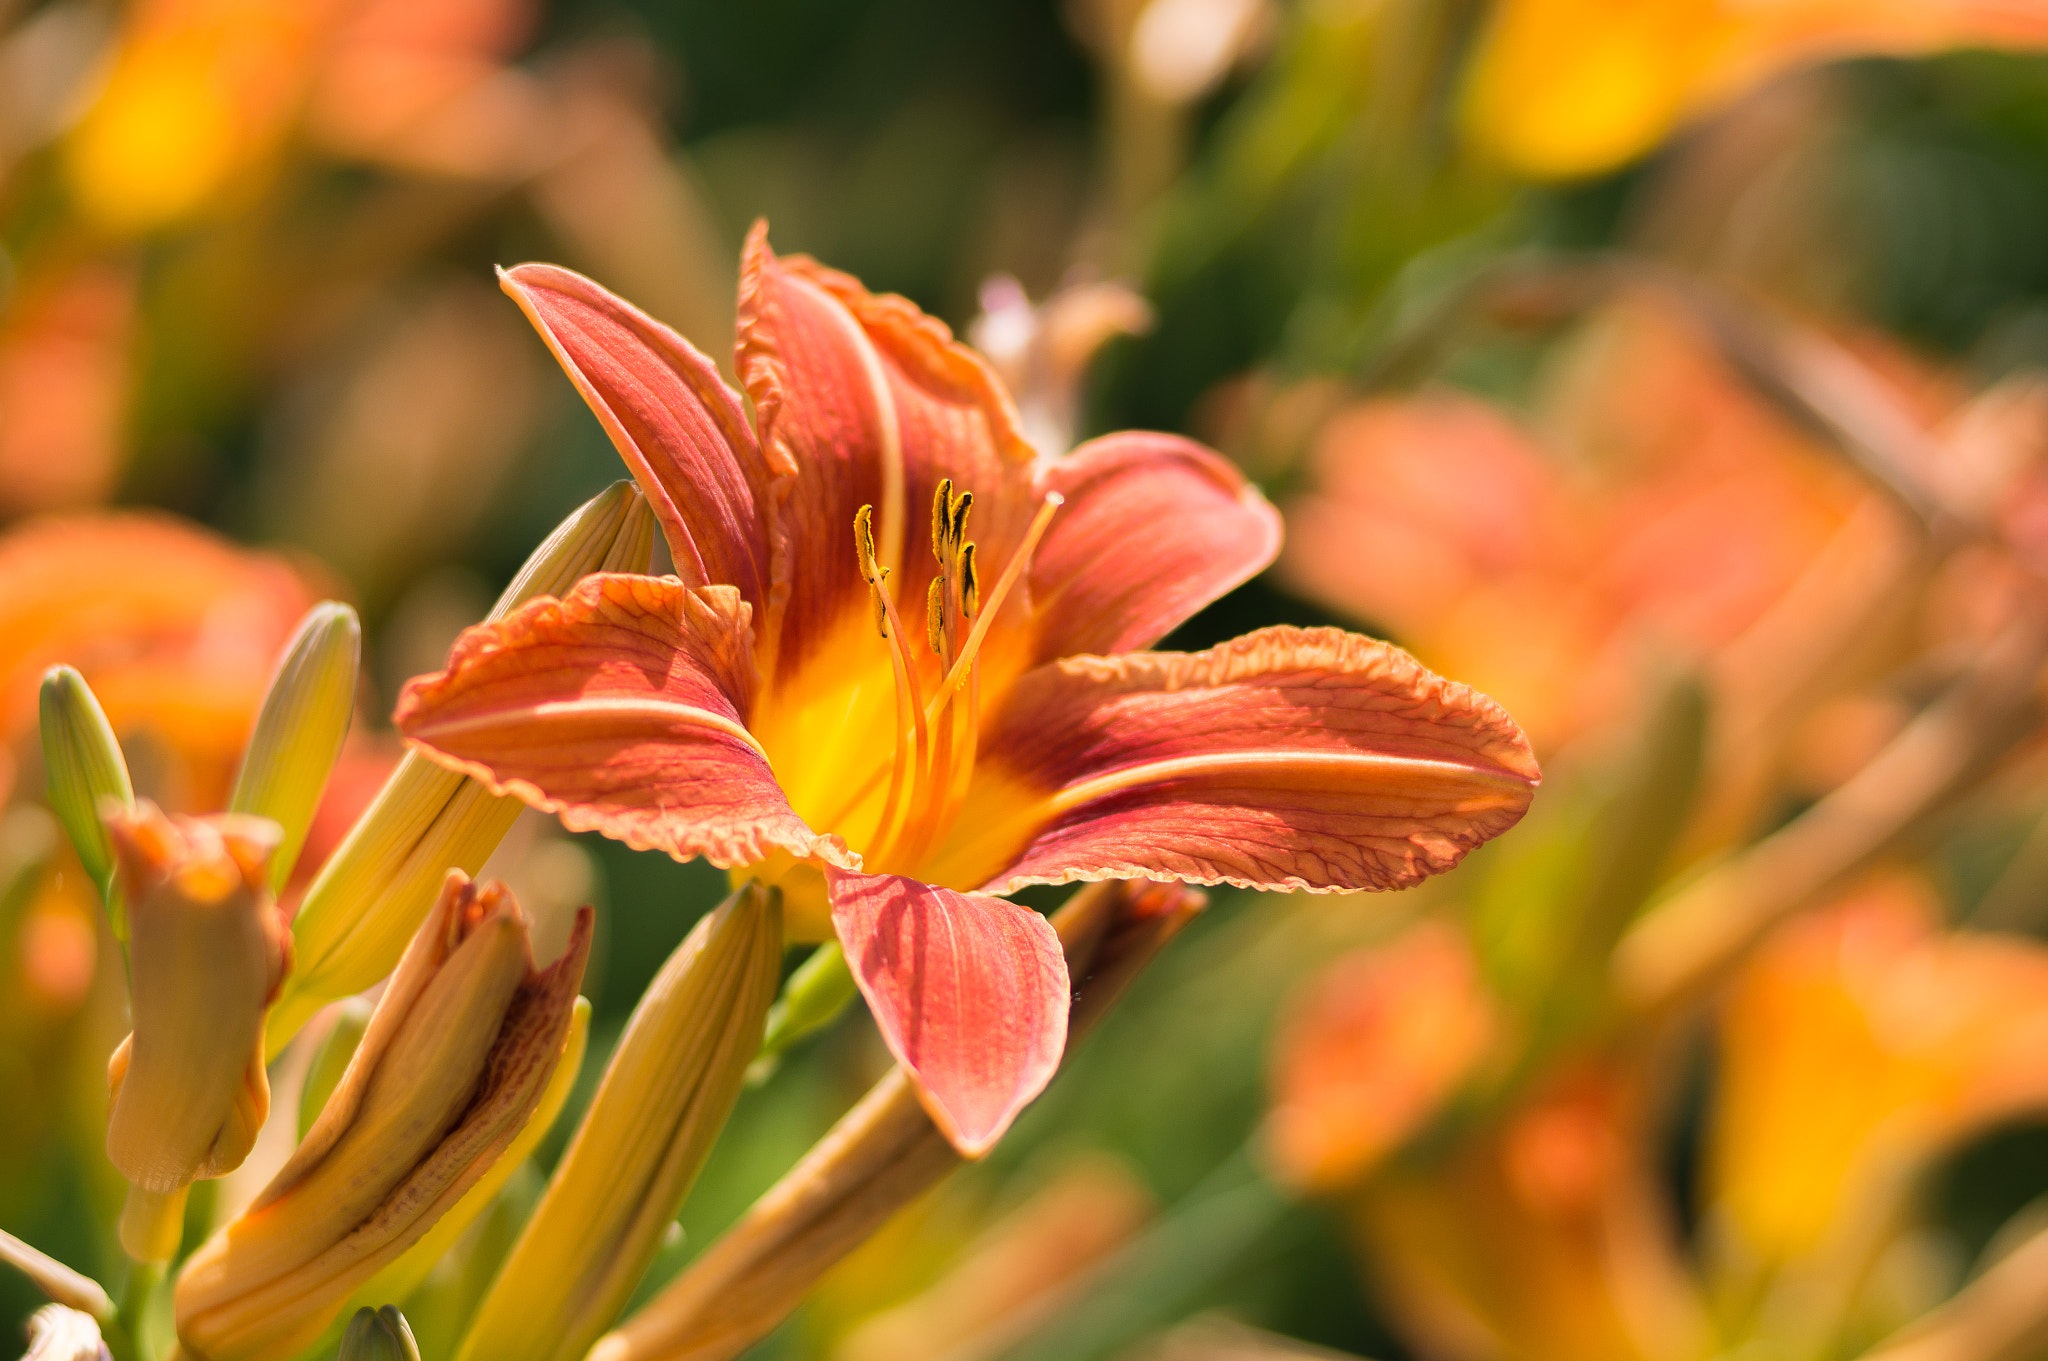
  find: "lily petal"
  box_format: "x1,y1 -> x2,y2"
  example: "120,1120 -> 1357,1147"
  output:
499,264 -> 774,616
736,222 -> 1037,678
1030,431 -> 1281,661
928,627 -> 1540,895
828,870 -> 1069,1158
395,574 -> 850,870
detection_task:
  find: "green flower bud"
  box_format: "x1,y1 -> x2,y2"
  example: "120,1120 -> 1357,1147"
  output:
37,666 -> 134,935
268,482 -> 655,1056
337,1307 -> 419,1361
228,602 -> 361,896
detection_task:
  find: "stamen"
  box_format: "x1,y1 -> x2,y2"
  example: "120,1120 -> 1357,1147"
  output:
853,504 -> 930,860
959,543 -> 979,619
925,492 -> 1063,727
925,578 -> 945,656
950,490 -> 973,547
930,478 -> 954,566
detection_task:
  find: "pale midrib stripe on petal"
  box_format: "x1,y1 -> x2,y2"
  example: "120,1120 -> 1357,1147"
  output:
412,698 -> 770,761
1040,748 -> 1537,820
794,273 -> 904,574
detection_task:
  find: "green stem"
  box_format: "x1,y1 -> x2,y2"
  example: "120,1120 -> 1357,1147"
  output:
748,942 -> 859,1084
106,1259 -> 161,1361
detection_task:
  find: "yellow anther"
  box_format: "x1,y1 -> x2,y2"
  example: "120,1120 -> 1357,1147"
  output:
960,543 -> 979,618
930,480 -> 954,565
870,570 -> 892,639
854,504 -> 880,581
950,490 -> 973,546
925,578 -> 946,655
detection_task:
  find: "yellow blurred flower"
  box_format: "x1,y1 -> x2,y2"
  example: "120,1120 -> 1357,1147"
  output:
1709,873 -> 2048,1266
62,0 -> 336,234
1462,0 -> 2048,179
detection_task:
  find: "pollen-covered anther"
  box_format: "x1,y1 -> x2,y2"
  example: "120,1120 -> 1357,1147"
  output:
959,543 -> 979,619
930,477 -> 956,567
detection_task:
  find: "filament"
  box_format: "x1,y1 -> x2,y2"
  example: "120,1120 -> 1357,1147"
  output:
925,493 -> 1062,729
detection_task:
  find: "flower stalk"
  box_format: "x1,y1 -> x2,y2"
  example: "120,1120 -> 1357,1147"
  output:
587,878 -> 1205,1361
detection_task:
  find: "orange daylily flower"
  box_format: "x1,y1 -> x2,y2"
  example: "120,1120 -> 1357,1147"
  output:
1708,874 -> 2048,1267
0,259 -> 135,515
1279,300 -> 1883,751
1265,920 -> 1496,1193
1463,0 -> 2048,180
395,224 -> 1541,1156
1350,1066 -> 1706,1361
0,513 -> 319,810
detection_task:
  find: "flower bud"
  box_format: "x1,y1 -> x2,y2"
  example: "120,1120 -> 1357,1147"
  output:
336,1307 -> 419,1361
104,804 -> 289,1262
38,666 -> 135,933
339,997 -> 590,1316
23,1304 -> 111,1361
589,879 -> 1205,1361
227,602 -> 361,895
175,873 -> 593,1361
454,882 -> 783,1361
268,482 -> 654,1054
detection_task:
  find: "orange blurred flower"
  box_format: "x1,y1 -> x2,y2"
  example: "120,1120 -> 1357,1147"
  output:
0,513 -> 318,810
1280,299 -> 1893,752
1265,920 -> 1496,1193
1462,0 -> 2048,180
0,260 -> 135,515
1349,1065 -> 1706,1361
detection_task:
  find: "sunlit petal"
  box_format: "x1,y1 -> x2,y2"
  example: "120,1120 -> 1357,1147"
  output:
828,870 -> 1069,1157
395,573 -> 850,870
929,627 -> 1540,895
1029,431 -> 1281,662
736,222 -> 1037,678
499,264 -> 775,615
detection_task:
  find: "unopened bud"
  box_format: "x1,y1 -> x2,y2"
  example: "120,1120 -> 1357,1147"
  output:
336,1307 -> 419,1361
176,874 -> 593,1361
269,482 -> 653,1055
24,1305 -> 110,1361
38,667 -> 134,934
455,882 -> 782,1361
228,602 -> 361,895
104,804 -> 288,1262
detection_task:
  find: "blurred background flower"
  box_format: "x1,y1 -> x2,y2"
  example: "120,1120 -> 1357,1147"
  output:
12,0 -> 2048,1358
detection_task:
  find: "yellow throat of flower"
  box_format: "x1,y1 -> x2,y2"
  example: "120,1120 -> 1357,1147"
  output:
748,480 -> 1062,906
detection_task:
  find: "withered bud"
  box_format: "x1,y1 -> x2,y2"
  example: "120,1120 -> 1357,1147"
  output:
23,1305 -> 110,1361
174,873 -> 592,1361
